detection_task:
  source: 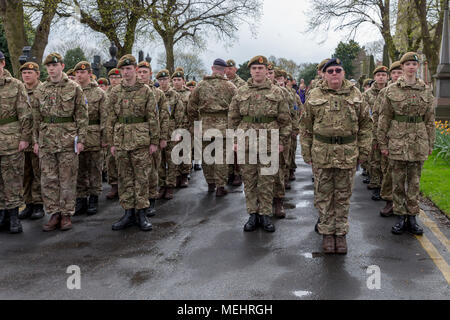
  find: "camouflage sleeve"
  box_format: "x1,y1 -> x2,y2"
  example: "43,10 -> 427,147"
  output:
17,82 -> 33,143
377,91 -> 394,151
228,95 -> 241,131
299,98 -> 313,163
277,94 -> 292,147
293,93 -> 301,134
105,89 -> 118,146
74,86 -> 88,145
146,89 -> 160,145
99,90 -> 108,146
187,86 -> 200,126
158,93 -> 170,141
174,95 -> 186,130
424,88 -> 436,153
31,89 -> 41,146
356,96 -> 372,162
372,93 -> 384,144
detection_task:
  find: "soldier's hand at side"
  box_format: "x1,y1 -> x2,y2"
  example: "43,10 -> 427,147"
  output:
76,143 -> 84,155
279,144 -> 284,152
373,144 -> 378,150
160,140 -> 167,149
110,146 -> 116,157
18,141 -> 29,152
233,144 -> 238,152
102,143 -> 108,148
149,144 -> 158,155
33,143 -> 39,156
381,149 -> 389,156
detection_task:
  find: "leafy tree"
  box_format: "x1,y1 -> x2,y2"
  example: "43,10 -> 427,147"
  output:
268,55 -> 301,79
157,49 -> 206,81
64,47 -> 87,72
236,60 -> 250,81
298,63 -> 318,87
333,40 -> 361,79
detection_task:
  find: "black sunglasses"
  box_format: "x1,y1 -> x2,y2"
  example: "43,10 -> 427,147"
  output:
326,68 -> 343,74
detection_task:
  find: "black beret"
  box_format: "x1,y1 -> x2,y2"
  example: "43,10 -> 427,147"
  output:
322,58 -> 343,72
213,58 -> 227,67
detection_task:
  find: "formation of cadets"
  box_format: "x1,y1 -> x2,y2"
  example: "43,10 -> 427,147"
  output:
0,49 -> 435,255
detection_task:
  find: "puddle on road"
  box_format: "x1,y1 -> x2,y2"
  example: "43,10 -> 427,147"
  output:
293,290 -> 312,298
296,200 -> 311,208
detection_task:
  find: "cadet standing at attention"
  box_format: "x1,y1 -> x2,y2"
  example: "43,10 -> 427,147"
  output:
378,52 -> 435,235
300,58 -> 372,254
33,53 -> 88,232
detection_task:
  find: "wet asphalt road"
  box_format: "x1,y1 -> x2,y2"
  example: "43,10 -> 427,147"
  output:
0,143 -> 449,300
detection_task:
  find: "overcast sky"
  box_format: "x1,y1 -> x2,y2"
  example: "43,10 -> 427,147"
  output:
46,0 -> 382,69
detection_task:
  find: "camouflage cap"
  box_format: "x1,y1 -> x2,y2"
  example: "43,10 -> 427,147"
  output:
172,70 -> 185,79
117,54 -> 137,68
66,69 -> 75,76
389,61 -> 402,72
97,78 -> 109,85
363,78 -> 373,87
373,65 -> 389,75
43,52 -> 63,65
186,81 -> 197,87
74,61 -> 92,72
156,69 -> 170,79
226,59 -> 237,67
317,58 -> 331,71
137,61 -> 152,69
400,52 -> 420,64
108,68 -> 121,78
322,58 -> 343,72
248,55 -> 268,68
19,62 -> 40,72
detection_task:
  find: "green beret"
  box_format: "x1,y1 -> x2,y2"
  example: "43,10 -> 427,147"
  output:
248,55 -> 268,68
108,68 -> 121,77
74,61 -> 91,72
20,62 -> 40,72
389,61 -> 402,72
117,54 -> 137,69
137,61 -> 151,69
156,69 -> 170,79
363,78 -> 373,87
226,59 -> 236,67
317,58 -> 330,71
172,71 -> 185,79
43,53 -> 63,65
186,81 -> 197,87
400,52 -> 420,64
373,65 -> 389,75
97,78 -> 109,85
66,69 -> 75,76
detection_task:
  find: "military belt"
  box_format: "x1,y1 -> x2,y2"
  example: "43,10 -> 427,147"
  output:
314,133 -> 356,145
200,111 -> 228,118
89,119 -> 100,125
0,116 -> 18,125
42,116 -> 74,124
393,115 -> 424,123
242,116 -> 277,124
118,116 -> 146,124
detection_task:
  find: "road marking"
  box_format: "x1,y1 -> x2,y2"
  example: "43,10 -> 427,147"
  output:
419,210 -> 450,252
293,290 -> 312,298
415,234 -> 450,285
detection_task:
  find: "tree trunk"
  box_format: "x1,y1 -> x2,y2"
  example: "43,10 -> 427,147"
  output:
0,0 -> 27,77
163,35 -> 175,74
379,0 -> 401,62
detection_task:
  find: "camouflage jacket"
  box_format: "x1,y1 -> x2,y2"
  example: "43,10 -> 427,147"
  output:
228,78 -> 292,149
287,87 -> 302,134
187,73 -> 237,133
33,73 -> 88,153
377,77 -> 435,161
162,88 -> 186,139
300,79 -> 372,169
362,82 -> 387,143
24,81 -> 41,152
229,74 -> 246,88
106,81 -> 159,151
82,81 -> 107,151
175,87 -> 191,128
0,70 -> 33,156
148,81 -> 170,141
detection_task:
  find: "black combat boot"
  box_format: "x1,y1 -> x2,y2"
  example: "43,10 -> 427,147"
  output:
30,203 -> 45,220
371,188 -> 382,201
87,195 -> 98,215
194,164 -> 202,171
146,199 -> 156,217
363,177 -> 370,184
0,209 -> 9,230
75,197 -> 88,215
244,213 -> 258,232
112,209 -> 136,231
8,208 -> 23,234
259,215 -> 275,233
314,217 -> 320,234
407,215 -> 424,235
18,203 -> 33,220
391,215 -> 407,235
136,209 -> 152,231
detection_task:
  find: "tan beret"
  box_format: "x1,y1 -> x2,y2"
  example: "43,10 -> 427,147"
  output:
20,62 -> 40,72
43,52 -> 63,65
226,59 -> 236,67
287,73 -> 294,81
274,68 -> 287,78
172,71 -> 185,79
97,78 -> 109,85
66,69 -> 75,76
74,61 -> 91,72
156,69 -> 170,79
117,54 -> 137,69
186,81 -> 197,87
363,78 -> 373,87
317,58 -> 330,71
108,68 -> 121,77
389,61 -> 402,72
373,65 -> 389,75
248,55 -> 268,68
137,61 -> 151,69
175,67 -> 184,72
400,52 -> 420,64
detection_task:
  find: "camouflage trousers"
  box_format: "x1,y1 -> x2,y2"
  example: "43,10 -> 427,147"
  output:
77,151 -> 103,197
289,135 -> 298,170
380,154 -> 392,201
107,148 -> 118,186
242,161 -> 275,216
391,160 -> 423,216
227,152 -> 242,177
316,167 -> 356,236
116,148 -> 151,210
148,150 -> 160,199
202,140 -> 227,188
23,151 -> 42,204
368,144 -> 382,188
178,146 -> 192,176
273,139 -> 291,198
40,151 -> 78,216
0,152 -> 24,210
159,142 -> 178,188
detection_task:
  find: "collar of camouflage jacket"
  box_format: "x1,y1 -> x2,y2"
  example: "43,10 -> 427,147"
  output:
320,78 -> 354,95
247,78 -> 272,89
46,72 -> 70,86
121,80 -> 144,92
83,80 -> 99,90
26,81 -> 41,93
397,76 -> 426,90
369,81 -> 387,93
0,69 -> 12,85
203,73 -> 226,81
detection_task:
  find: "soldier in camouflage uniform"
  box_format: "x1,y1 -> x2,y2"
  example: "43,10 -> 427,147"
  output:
360,78 -> 374,182
106,54 -> 159,231
155,69 -> 186,200
74,61 -> 107,216
33,53 -> 88,232
187,59 -> 237,197
286,73 -> 302,182
0,51 -> 33,234
300,58 -> 372,254
378,52 -> 435,235
229,55 -> 291,232
66,69 -> 76,81
309,59 -> 330,92
186,81 -> 197,92
105,68 -> 122,200
98,78 -> 109,92
363,66 -> 389,201
378,61 -> 403,217
18,62 -> 45,221
172,70 -> 192,188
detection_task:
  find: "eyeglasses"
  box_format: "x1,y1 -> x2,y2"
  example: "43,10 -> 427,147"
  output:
326,68 -> 343,74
